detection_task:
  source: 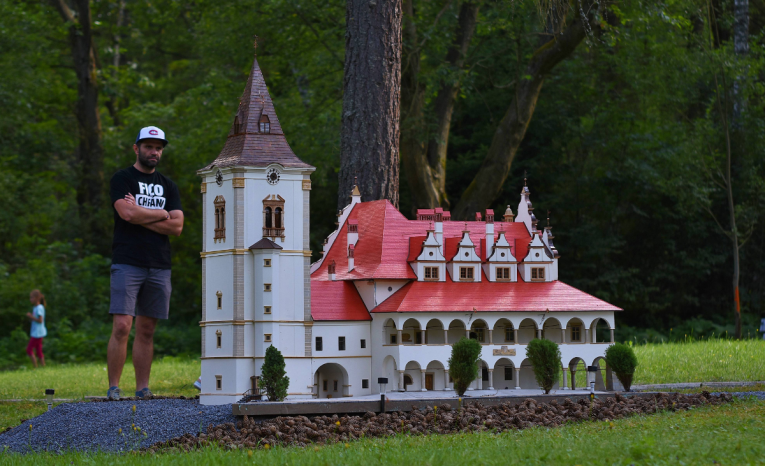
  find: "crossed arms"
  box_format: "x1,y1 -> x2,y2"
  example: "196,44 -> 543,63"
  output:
114,194 -> 184,236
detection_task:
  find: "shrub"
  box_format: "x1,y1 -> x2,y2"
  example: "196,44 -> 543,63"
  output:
261,345 -> 289,401
605,343 -> 639,391
447,337 -> 482,396
525,338 -> 561,394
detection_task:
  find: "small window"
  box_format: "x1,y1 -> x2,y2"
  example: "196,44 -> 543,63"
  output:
259,114 -> 271,133
264,259 -> 271,267
323,380 -> 328,391
215,375 -> 222,390
571,325 -> 581,342
424,266 -> 439,280
531,267 -> 545,281
459,267 -> 474,280
216,330 -> 222,349
316,336 -> 323,351
505,326 -> 514,342
497,267 -> 511,281
390,334 -> 397,344
415,332 -> 422,344
216,291 -> 222,309
264,283 -> 272,292
504,367 -> 514,380
264,306 -> 272,314
360,339 -> 366,349
338,336 -> 346,351
333,380 -> 338,392
214,196 -> 226,242
264,334 -> 272,342
362,379 -> 369,389
475,328 -> 485,342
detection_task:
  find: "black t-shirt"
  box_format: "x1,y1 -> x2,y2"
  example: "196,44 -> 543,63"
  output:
110,166 -> 183,269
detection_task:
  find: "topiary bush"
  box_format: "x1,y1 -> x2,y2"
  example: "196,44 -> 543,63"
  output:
447,337 -> 482,396
525,338 -> 561,394
605,343 -> 639,391
261,345 -> 289,401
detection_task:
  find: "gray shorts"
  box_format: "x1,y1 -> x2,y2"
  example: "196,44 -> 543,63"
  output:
109,264 -> 172,319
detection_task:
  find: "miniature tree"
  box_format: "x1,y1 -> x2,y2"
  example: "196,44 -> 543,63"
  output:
261,345 -> 289,401
447,337 -> 482,396
525,338 -> 561,394
604,343 -> 639,391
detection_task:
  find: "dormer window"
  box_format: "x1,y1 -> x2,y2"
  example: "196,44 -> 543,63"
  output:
531,267 -> 545,281
459,267 -> 474,281
233,115 -> 242,134
424,267 -> 439,280
497,267 -> 511,281
259,114 -> 271,133
263,195 -> 285,239
214,195 -> 226,242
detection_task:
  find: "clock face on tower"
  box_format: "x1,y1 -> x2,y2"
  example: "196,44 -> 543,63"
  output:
266,167 -> 280,185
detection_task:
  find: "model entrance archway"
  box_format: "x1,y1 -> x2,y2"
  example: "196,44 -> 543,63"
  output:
314,363 -> 349,399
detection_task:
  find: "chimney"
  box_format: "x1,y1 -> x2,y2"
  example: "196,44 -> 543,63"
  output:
349,177 -> 361,206
347,219 -> 359,248
434,208 -> 444,255
485,209 -> 495,259
442,211 -> 451,221
475,212 -> 482,221
328,260 -> 336,281
503,205 -> 514,222
348,244 -> 355,271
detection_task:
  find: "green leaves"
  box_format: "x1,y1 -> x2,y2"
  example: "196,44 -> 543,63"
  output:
447,337 -> 482,396
525,339 -> 561,394
261,345 -> 289,401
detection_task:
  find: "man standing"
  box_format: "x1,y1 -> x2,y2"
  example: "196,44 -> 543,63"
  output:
107,126 -> 184,400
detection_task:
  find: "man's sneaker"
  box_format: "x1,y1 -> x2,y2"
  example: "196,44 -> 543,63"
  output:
135,388 -> 154,399
193,377 -> 202,391
107,386 -> 123,400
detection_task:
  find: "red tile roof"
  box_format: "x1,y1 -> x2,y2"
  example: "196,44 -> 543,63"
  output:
201,56 -> 313,171
311,281 -> 371,321
371,277 -> 622,313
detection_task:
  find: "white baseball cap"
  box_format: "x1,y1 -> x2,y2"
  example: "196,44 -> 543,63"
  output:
135,126 -> 168,146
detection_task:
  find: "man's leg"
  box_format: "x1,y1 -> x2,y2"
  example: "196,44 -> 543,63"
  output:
133,316 -> 158,391
107,314 -> 134,388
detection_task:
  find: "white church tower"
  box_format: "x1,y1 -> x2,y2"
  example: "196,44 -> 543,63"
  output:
197,51 -> 315,405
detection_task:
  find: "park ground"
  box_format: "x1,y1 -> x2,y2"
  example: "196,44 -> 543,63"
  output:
1,339 -> 763,463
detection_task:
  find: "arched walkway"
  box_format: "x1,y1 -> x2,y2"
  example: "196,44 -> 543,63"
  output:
425,360 -> 446,391
425,319 -> 445,345
493,319 -> 515,344
592,356 -> 608,391
403,361 -> 423,391
565,318 -> 585,344
493,358 -> 516,390
591,318 -> 613,344
470,319 -> 489,343
447,319 -> 466,344
518,318 -> 538,344
382,356 -> 398,392
477,359 -> 491,390
314,363 -> 349,399
383,318 -> 397,345
519,358 -> 537,389
542,317 -> 562,343
402,318 -> 422,345
568,357 -> 586,390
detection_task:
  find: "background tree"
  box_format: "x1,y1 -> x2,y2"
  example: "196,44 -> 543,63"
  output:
49,0 -> 106,250
525,338 -> 561,394
261,345 -> 289,401
447,337 -> 481,396
338,0 -> 402,209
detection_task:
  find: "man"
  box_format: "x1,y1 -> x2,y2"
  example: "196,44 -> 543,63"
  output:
107,126 -> 184,400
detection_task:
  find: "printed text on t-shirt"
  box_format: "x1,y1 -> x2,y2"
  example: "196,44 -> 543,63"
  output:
136,182 -> 166,209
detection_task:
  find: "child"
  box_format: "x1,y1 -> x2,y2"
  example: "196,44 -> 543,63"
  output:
25,289 -> 47,368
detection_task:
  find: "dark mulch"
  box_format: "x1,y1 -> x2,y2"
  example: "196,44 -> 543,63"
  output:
149,391 -> 733,452
90,395 -> 200,402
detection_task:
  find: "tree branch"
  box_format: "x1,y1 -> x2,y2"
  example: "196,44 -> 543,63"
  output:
50,0 -> 76,24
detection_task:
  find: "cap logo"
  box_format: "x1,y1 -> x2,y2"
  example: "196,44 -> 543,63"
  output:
149,129 -> 159,135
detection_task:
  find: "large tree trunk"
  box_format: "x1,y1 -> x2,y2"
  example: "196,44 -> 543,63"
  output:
400,0 -> 480,213
452,4 -> 597,220
338,0 -> 402,210
51,0 -> 105,245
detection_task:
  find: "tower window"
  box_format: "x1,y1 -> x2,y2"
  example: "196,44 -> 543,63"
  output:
264,334 -> 272,342
264,284 -> 272,292
216,291 -> 222,309
213,195 -> 226,242
216,330 -> 222,348
316,336 -> 323,351
215,375 -> 222,390
338,336 -> 346,351
264,259 -> 271,267
264,306 -> 272,314
360,339 -> 366,349
263,195 -> 286,239
259,114 -> 271,133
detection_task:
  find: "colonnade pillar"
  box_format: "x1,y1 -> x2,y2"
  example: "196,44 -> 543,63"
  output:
515,368 -> 521,389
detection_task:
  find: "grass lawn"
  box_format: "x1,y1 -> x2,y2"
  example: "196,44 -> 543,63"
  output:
1,398 -> 763,465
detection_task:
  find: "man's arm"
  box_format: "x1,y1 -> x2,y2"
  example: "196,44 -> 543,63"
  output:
114,199 -> 169,225
141,210 -> 184,237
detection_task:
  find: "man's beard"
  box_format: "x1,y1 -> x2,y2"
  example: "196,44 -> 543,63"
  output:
137,149 -> 160,169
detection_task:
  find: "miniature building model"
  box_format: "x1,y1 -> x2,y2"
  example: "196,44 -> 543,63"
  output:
198,54 -> 621,405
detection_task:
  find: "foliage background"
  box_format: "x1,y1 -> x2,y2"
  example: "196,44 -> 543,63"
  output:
1,0 -> 763,368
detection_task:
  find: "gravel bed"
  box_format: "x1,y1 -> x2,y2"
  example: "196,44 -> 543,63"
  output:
0,399 -> 236,453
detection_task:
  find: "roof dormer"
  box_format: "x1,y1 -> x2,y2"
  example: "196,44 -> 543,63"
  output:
412,230 -> 446,282
448,229 -> 481,282
484,230 -> 518,282
518,233 -> 553,282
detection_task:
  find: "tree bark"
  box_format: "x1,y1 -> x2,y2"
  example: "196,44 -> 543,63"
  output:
452,4 -> 596,220
732,0 -> 748,120
339,0 -> 402,210
51,0 -> 105,244
400,0 -> 480,213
